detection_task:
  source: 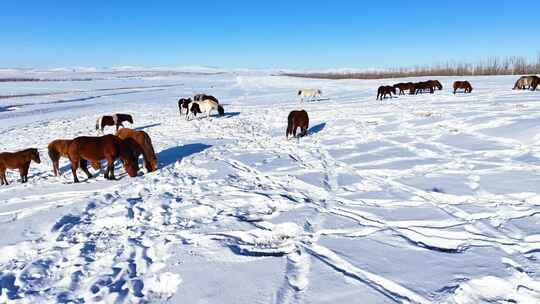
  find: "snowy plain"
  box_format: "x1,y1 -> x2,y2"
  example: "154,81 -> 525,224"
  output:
0,68 -> 539,303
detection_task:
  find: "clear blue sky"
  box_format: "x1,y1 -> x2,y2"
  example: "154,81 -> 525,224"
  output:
1,0 -> 539,69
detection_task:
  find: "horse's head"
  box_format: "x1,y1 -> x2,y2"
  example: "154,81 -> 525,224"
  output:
127,115 -> 134,124
30,148 -> 41,164
317,89 -> 322,95
120,139 -> 139,177
297,90 -> 302,96
435,81 -> 443,90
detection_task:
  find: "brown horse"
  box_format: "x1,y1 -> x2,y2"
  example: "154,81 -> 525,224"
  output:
377,86 -> 396,100
116,128 -> 158,172
194,94 -> 219,104
393,82 -> 415,95
48,139 -> 72,177
48,139 -> 101,176
0,148 -> 41,185
453,81 -> 473,94
430,80 -> 443,90
178,98 -> 192,115
414,81 -> 434,94
414,80 -> 443,94
286,110 -> 309,139
96,113 -> 134,133
67,135 -> 138,183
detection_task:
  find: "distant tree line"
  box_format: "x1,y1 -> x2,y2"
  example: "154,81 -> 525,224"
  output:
282,53 -> 540,80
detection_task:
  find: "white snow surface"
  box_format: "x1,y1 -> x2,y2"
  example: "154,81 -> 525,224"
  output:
0,70 -> 540,303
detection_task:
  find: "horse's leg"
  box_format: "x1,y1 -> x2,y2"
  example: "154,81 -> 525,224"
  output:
21,162 -> 30,183
0,166 -> 5,185
80,160 -> 92,179
106,157 -> 115,180
53,159 -> 59,176
70,159 -> 80,183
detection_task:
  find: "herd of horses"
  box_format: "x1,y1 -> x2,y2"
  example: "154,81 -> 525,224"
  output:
377,75 -> 539,101
1,75 -> 539,185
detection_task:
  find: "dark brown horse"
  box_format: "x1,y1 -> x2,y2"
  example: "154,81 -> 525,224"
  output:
414,80 -> 443,94
0,148 -> 41,185
286,110 -> 309,139
430,80 -> 443,91
193,94 -> 219,104
96,113 -> 134,133
67,135 -> 138,183
178,98 -> 192,115
453,81 -> 473,94
116,128 -> 158,172
393,82 -> 415,95
377,86 -> 396,100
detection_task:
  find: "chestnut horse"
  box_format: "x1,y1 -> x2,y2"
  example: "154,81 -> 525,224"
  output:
48,139 -> 100,176
377,86 -> 396,100
96,113 -> 134,133
67,134 -> 138,183
453,81 -> 473,94
286,110 -> 309,139
0,148 -> 41,185
116,128 -> 158,172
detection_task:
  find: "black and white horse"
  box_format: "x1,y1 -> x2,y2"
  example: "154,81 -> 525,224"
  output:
187,99 -> 224,120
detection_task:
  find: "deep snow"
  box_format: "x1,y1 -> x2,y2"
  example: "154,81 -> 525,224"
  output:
0,69 -> 539,303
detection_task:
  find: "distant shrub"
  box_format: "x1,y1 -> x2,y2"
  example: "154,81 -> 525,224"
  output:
282,53 -> 540,80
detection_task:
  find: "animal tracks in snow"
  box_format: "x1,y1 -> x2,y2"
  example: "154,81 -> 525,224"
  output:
1,73 -> 540,303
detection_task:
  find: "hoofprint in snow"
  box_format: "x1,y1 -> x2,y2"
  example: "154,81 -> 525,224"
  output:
0,69 -> 539,303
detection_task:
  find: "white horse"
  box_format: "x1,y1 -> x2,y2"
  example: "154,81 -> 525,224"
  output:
297,89 -> 322,103
187,99 -> 225,120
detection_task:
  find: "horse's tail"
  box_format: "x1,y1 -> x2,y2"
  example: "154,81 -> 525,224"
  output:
47,144 -> 59,162
217,105 -> 225,117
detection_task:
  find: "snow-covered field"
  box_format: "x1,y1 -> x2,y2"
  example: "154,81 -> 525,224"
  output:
0,69 -> 540,303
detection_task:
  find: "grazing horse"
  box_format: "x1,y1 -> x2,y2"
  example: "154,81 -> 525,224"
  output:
116,128 -> 158,172
178,98 -> 192,115
297,89 -> 322,103
514,76 -> 539,90
48,139 -> 101,176
187,99 -> 225,120
393,82 -> 415,95
453,81 -> 473,94
286,110 -> 309,139
414,81 -> 434,94
0,148 -> 41,185
377,86 -> 396,100
67,134 -> 138,183
194,94 -> 219,104
430,80 -> 443,90
96,114 -> 134,133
